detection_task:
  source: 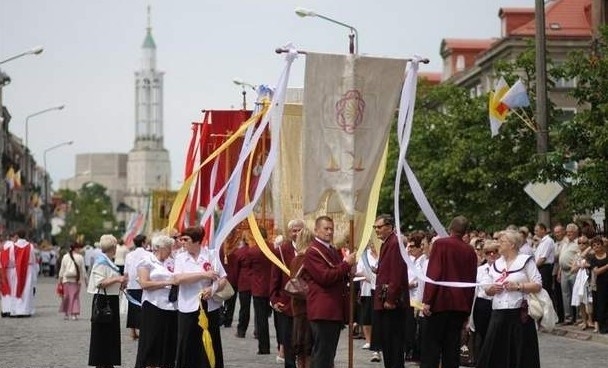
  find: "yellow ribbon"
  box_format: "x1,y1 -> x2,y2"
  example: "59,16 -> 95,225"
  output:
198,292 -> 215,368
166,105 -> 269,231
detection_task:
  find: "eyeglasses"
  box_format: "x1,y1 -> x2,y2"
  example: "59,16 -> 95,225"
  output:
484,251 -> 497,256
372,224 -> 389,229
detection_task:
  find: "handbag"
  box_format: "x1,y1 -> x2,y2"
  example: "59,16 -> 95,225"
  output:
284,265 -> 308,299
213,281 -> 235,302
91,288 -> 113,323
56,282 -> 64,296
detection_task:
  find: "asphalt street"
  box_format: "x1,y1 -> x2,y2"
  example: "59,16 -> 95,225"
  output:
0,276 -> 606,368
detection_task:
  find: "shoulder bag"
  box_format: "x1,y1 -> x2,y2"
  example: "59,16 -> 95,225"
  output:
284,264 -> 308,299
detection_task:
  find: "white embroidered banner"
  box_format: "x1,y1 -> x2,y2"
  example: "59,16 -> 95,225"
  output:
302,53 -> 407,216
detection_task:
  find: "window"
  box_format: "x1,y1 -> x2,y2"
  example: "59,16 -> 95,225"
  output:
456,55 -> 465,72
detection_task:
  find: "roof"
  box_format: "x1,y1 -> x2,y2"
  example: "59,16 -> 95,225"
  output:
499,7 -> 535,16
142,28 -> 156,49
442,38 -> 497,51
510,0 -> 592,38
418,72 -> 442,84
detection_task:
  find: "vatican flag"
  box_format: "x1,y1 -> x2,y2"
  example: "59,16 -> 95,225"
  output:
302,53 -> 407,216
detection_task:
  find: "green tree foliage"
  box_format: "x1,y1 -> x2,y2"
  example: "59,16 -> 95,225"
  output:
553,28 -> 608,215
377,45 -> 575,232
56,183 -> 118,246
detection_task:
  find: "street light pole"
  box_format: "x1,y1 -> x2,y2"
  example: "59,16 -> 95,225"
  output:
535,0 -> 550,226
25,105 -> 65,152
0,46 -> 44,65
232,78 -> 256,110
295,7 -> 359,54
43,140 -> 73,240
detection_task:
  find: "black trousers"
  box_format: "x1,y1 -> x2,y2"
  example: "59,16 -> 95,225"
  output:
223,287 -> 238,327
276,311 -> 296,368
237,290 -> 252,336
376,308 -> 407,368
420,311 -> 468,368
310,320 -> 342,368
253,296 -> 271,354
404,305 -> 419,359
553,274 -> 565,322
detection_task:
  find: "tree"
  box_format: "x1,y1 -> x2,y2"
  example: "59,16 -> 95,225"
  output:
553,27 -> 608,225
55,182 -> 118,246
378,47 -> 571,232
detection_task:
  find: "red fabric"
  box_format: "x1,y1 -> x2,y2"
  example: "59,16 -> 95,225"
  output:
422,236 -> 478,314
374,232 -> 410,310
269,241 -> 297,316
0,247 -> 10,296
13,244 -> 31,299
302,240 -> 350,322
198,110 -> 252,210
248,244 -> 272,297
219,244 -> 239,287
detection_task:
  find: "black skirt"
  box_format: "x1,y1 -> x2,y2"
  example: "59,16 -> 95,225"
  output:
476,308 -> 540,368
88,294 -> 121,366
126,289 -> 143,328
175,307 -> 224,368
135,301 -> 178,368
359,295 -> 373,326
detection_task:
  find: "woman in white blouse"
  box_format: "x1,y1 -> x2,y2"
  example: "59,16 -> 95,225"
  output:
87,234 -> 126,368
476,229 -> 542,368
173,226 -> 228,368
134,234 -> 177,368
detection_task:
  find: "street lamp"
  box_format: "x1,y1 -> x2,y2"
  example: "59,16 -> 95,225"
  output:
535,0 -> 550,226
25,104 -> 65,152
0,46 -> 44,65
43,140 -> 73,240
295,7 -> 359,54
233,78 -> 256,110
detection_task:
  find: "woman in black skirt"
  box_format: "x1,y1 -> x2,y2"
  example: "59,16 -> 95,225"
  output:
87,234 -> 125,368
173,226 -> 229,368
476,229 -> 542,368
124,234 -> 148,340
135,234 -> 178,368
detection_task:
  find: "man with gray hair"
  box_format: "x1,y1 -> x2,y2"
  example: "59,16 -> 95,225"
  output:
559,223 -> 580,324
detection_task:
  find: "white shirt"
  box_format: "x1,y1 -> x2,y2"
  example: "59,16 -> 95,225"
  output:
519,241 -> 535,257
84,248 -> 101,267
559,239 -> 579,270
137,253 -> 176,311
87,261 -> 121,295
356,248 -> 378,297
114,244 -> 129,266
415,254 -> 429,302
475,263 -> 492,300
124,247 -> 151,289
482,254 -> 542,310
174,247 -> 227,313
534,235 -> 555,265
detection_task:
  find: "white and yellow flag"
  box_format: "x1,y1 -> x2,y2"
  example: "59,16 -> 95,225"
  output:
302,53 -> 407,216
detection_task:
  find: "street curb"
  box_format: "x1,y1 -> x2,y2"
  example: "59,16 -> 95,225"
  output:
542,326 -> 608,346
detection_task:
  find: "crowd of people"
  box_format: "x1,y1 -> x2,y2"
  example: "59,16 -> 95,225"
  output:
1,214 -> 607,368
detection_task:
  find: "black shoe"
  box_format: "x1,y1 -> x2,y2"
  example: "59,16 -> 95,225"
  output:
257,351 -> 270,355
1,312 -> 9,318
235,332 -> 245,338
224,323 -> 232,328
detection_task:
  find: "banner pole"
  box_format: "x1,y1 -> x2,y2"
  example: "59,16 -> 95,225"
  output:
349,218 -> 355,368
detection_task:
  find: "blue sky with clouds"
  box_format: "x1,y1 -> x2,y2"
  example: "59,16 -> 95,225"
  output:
0,0 -> 532,190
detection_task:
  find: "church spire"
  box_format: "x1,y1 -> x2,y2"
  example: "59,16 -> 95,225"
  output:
142,5 -> 156,49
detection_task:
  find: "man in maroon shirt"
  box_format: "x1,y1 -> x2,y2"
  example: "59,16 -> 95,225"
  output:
303,216 -> 355,368
270,219 -> 304,368
373,214 -> 409,368
249,228 -> 273,355
421,216 -> 477,368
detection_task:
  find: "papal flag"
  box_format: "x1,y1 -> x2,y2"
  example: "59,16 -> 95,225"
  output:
302,53 -> 407,216
488,77 -> 510,137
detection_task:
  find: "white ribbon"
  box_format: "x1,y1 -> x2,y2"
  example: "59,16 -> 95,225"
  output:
210,44 -> 298,250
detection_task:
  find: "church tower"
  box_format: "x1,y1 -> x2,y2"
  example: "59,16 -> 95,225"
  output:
125,6 -> 171,215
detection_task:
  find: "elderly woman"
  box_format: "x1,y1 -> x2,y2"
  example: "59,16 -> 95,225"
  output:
124,234 -> 149,340
87,234 -> 125,368
476,229 -> 542,368
58,242 -> 87,320
173,226 -> 228,368
290,226 -> 314,368
135,234 -> 178,368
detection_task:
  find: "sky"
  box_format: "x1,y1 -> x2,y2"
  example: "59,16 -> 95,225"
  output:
0,0 -> 533,191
